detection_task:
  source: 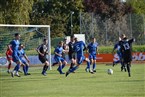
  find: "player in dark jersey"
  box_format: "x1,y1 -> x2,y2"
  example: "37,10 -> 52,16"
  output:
87,37 -> 99,72
66,37 -> 91,77
36,39 -> 50,76
68,35 -> 76,71
9,33 -> 21,77
119,34 -> 135,77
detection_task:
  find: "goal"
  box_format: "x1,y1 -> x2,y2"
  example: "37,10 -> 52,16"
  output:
0,24 -> 52,69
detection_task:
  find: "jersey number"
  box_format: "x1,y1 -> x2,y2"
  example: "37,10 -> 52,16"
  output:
123,43 -> 130,50
76,45 -> 80,51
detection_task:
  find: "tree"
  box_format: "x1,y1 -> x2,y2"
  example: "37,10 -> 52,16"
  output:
30,0 -> 84,37
83,0 -> 132,22
0,0 -> 35,24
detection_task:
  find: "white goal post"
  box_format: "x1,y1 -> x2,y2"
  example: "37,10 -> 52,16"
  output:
0,24 -> 52,69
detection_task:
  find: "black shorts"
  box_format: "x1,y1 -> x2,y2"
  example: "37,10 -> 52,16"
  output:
39,55 -> 48,63
123,53 -> 132,63
68,53 -> 76,60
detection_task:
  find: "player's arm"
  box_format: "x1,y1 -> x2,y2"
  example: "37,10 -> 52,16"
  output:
24,54 -> 30,63
22,50 -> 30,63
112,44 -> 117,55
54,48 -> 62,57
36,45 -> 44,56
63,45 -> 69,53
129,38 -> 135,44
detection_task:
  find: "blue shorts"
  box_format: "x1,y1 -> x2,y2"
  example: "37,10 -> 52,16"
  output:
89,54 -> 96,60
77,55 -> 85,65
54,56 -> 65,63
117,52 -> 122,60
12,54 -> 20,63
20,59 -> 27,65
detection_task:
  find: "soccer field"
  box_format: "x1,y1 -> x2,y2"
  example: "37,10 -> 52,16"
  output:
0,64 -> 144,97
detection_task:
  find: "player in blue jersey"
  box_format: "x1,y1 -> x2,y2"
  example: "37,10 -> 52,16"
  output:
112,37 -> 125,70
66,37 -> 91,77
17,44 -> 30,76
36,39 -> 50,76
9,33 -> 21,77
54,41 -> 68,74
87,37 -> 99,73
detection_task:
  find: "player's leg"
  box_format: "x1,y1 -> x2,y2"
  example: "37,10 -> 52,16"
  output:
85,58 -> 93,74
65,56 -> 83,77
85,55 -> 92,72
126,62 -> 131,77
21,59 -> 31,75
11,55 -> 21,77
54,57 -> 65,74
69,58 -> 75,69
55,57 -> 65,74
39,55 -> 49,76
68,54 -> 76,70
92,55 -> 97,72
61,58 -> 67,69
25,63 -> 30,75
52,62 -> 58,66
42,61 -> 49,76
7,59 -> 12,73
113,53 -> 120,66
57,61 -> 65,74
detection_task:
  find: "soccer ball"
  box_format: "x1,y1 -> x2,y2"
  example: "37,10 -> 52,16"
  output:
107,69 -> 113,75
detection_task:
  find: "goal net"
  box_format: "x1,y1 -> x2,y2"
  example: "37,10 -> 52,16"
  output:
0,24 -> 51,69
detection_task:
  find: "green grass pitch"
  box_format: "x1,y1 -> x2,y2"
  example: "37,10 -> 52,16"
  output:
0,64 -> 144,97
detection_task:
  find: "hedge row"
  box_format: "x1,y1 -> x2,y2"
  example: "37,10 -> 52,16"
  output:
0,45 -> 144,56
99,45 -> 145,54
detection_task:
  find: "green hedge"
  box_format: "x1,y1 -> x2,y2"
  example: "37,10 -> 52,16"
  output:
0,45 -> 145,56
99,45 -> 145,54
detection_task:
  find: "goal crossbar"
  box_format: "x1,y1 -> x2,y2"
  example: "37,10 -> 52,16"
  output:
0,24 -> 50,28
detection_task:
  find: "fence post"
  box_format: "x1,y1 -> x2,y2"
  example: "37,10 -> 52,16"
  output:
129,13 -> 133,38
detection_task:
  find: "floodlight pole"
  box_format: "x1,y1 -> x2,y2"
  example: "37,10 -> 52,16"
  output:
80,11 -> 82,34
71,11 -> 74,35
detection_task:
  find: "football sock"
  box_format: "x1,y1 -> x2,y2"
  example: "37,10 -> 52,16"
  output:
127,63 -> 131,73
93,63 -> 96,70
8,63 -> 11,69
69,66 -> 79,73
14,65 -> 17,71
14,64 -> 20,72
69,63 -> 74,69
44,65 -> 48,71
42,65 -> 47,74
23,66 -> 27,75
26,65 -> 29,73
57,65 -> 63,73
62,64 -> 65,69
86,61 -> 90,69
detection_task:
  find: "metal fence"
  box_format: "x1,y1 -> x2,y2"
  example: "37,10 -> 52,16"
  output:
80,12 -> 145,45
0,27 -> 48,55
